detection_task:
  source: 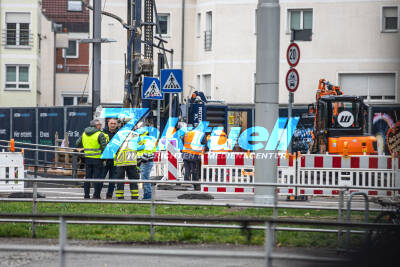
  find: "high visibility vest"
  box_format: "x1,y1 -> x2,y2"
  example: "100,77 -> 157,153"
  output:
208,134 -> 231,152
182,130 -> 205,155
114,148 -> 137,166
136,133 -> 156,161
82,132 -> 102,159
103,132 -> 110,143
114,131 -> 138,166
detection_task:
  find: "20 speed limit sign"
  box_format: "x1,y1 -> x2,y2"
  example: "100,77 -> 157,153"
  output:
286,69 -> 299,92
286,43 -> 300,67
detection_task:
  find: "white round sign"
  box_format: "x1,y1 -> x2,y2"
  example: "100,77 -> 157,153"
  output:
286,43 -> 301,67
337,111 -> 354,128
285,69 -> 299,92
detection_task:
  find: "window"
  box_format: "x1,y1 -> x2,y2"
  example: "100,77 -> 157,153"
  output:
339,73 -> 396,102
203,74 -> 211,99
156,14 -> 170,35
63,40 -> 79,58
196,75 -> 201,90
5,13 -> 31,47
288,9 -> 312,41
63,95 -> 88,106
5,65 -> 29,90
205,11 -> 212,51
196,13 -> 201,37
68,0 -> 83,12
382,6 -> 398,31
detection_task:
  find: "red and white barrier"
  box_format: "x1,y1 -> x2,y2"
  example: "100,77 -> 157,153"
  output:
201,152 -> 254,193
203,152 -> 254,166
296,154 -> 395,197
199,152 -> 397,197
0,152 -> 24,192
299,154 -> 392,169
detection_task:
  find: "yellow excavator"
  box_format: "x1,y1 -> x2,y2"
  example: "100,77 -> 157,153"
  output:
308,79 -> 377,155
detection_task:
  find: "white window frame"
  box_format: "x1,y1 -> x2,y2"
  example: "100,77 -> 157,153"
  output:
202,73 -> 212,100
286,9 -> 313,34
5,12 -> 31,48
196,13 -> 201,38
67,0 -> 83,12
156,13 -> 171,37
62,94 -> 89,106
62,40 -> 79,59
337,71 -> 398,103
381,6 -> 399,33
4,64 -> 30,91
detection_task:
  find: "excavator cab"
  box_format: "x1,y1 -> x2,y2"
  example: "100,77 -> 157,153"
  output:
311,95 -> 377,155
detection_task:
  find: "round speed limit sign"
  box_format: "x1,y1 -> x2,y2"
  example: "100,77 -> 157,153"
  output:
285,69 -> 299,93
286,43 -> 300,67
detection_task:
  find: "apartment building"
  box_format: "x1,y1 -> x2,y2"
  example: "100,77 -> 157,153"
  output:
42,0 -> 90,106
0,0 -> 42,107
93,0 -> 399,107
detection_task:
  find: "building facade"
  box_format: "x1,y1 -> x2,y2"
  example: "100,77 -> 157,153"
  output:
0,0 -> 42,107
42,0 -> 90,106
95,0 -> 399,107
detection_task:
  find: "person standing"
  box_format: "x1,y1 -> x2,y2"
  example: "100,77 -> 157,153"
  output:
76,119 -> 108,199
102,118 -> 119,199
114,120 -> 140,200
181,126 -> 207,190
136,128 -> 156,200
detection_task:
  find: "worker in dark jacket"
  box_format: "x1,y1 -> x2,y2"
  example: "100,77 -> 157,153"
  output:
103,118 -> 119,199
76,119 -> 108,199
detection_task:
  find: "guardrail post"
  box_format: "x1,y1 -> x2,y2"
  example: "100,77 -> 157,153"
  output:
59,216 -> 67,267
337,189 -> 344,250
150,182 -> 156,241
72,153 -> 78,178
265,221 -> 273,267
32,153 -> 38,238
346,192 -> 369,251
272,190 -> 278,246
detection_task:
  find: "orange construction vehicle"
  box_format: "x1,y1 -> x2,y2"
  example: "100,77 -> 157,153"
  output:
308,79 -> 377,155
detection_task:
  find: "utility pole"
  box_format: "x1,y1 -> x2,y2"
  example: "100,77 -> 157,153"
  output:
254,0 -> 280,204
92,0 -> 101,115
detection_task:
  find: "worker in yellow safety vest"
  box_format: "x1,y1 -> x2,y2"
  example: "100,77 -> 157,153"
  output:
76,119 -> 109,199
113,119 -> 140,200
181,124 -> 207,190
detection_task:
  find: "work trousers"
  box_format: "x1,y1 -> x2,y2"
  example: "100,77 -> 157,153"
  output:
84,158 -> 103,198
115,165 -> 139,199
102,160 -> 117,198
183,158 -> 201,182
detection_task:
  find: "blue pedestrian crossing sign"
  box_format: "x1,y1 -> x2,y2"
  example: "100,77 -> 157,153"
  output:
142,77 -> 163,100
161,69 -> 183,93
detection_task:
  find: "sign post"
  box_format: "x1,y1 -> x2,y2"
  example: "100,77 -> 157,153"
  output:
286,41 -> 300,153
161,68 -> 183,120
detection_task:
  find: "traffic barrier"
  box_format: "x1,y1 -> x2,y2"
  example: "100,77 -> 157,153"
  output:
0,152 -> 24,192
201,152 -> 254,193
203,152 -> 254,167
296,154 -> 395,197
277,154 -> 296,196
200,152 -> 397,197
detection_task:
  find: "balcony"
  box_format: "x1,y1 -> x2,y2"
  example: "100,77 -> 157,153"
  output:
2,31 -> 33,48
204,30 -> 212,51
56,64 -> 89,73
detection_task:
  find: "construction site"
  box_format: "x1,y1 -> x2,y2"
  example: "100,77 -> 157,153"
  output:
0,0 -> 400,266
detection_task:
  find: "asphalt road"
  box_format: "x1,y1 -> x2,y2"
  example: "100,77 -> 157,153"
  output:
0,238 -> 342,267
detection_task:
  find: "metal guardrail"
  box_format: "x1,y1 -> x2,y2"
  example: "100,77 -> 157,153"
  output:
1,213 -> 399,266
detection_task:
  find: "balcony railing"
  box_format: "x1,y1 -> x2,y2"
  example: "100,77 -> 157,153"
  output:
2,31 -> 33,48
56,64 -> 90,73
204,30 -> 212,51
